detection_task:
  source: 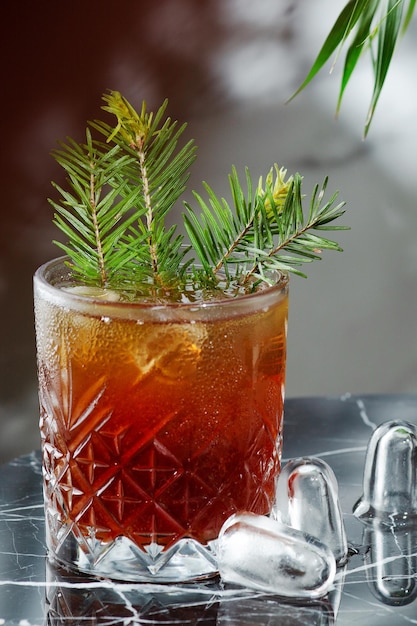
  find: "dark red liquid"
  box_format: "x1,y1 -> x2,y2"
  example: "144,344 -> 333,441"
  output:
37,287 -> 288,551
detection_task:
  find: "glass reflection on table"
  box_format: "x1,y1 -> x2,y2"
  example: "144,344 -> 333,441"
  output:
45,560 -> 337,625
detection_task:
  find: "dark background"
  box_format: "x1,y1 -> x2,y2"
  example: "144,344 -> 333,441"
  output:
1,0 -> 417,463
1,0 -> 237,461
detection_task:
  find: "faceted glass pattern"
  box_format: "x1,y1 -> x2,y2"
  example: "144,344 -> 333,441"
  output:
35,258 -> 288,581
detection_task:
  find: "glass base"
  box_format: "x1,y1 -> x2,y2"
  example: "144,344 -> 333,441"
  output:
48,530 -> 218,582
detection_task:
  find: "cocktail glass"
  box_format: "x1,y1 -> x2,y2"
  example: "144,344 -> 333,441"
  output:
34,257 -> 289,582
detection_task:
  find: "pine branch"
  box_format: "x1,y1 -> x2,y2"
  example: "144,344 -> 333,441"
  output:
50,130 -> 143,286
91,91 -> 197,283
184,166 -> 347,283
50,92 -> 348,294
50,91 -> 197,289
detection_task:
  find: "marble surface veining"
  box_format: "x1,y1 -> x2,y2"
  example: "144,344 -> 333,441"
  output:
1,394 -> 417,625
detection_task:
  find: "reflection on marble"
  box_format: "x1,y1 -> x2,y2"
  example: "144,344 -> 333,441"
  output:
362,522 -> 417,606
1,394 -> 417,625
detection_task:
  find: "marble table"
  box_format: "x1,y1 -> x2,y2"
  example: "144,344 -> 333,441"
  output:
1,394 -> 417,625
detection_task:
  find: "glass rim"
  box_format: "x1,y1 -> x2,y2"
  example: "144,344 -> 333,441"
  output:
34,255 -> 289,313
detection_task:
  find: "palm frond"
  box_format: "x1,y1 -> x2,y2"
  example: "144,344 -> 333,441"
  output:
365,0 -> 404,135
288,0 -> 370,101
290,0 -> 416,136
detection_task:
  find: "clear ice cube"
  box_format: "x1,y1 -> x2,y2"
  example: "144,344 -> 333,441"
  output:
273,457 -> 348,566
63,285 -> 122,301
217,512 -> 336,598
353,420 -> 417,524
129,323 -> 208,380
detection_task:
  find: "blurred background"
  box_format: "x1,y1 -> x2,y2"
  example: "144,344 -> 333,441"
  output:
1,0 -> 417,464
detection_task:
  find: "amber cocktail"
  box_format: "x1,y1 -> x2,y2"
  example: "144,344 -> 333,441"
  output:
34,257 -> 288,581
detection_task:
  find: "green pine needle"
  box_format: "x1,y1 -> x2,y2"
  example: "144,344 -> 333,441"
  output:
50,91 -> 348,293
183,169 -> 347,283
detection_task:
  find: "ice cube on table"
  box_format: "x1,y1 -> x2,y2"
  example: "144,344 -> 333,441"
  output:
273,457 -> 348,566
353,420 -> 417,524
217,513 -> 336,598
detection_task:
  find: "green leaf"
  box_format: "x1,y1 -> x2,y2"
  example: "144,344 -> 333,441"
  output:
402,0 -> 417,30
290,0 -> 415,136
365,0 -> 404,135
288,0 -> 370,102
337,0 -> 380,114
